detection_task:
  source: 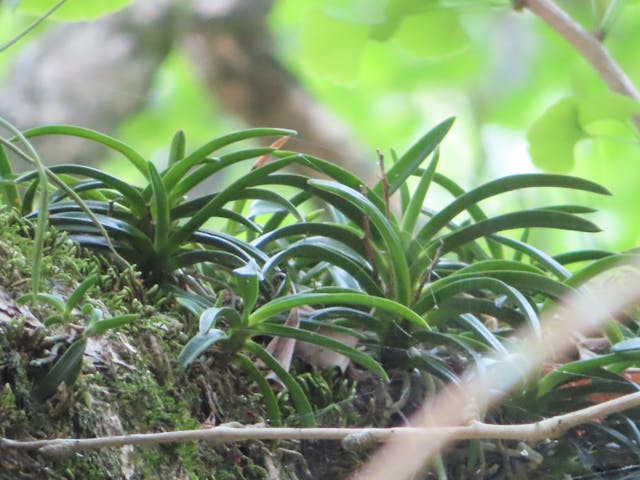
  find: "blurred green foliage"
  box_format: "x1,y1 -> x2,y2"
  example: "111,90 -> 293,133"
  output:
270,0 -> 640,250
1,0 -> 639,250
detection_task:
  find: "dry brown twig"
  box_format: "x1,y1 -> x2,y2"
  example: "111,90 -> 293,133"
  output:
3,389 -> 640,456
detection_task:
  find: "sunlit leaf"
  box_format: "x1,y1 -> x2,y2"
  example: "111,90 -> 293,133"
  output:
578,91 -> 640,125
527,97 -> 587,172
392,10 -> 469,59
301,8 -> 369,83
17,0 -> 132,20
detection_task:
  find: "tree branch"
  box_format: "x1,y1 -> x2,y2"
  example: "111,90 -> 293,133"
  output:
521,0 -> 640,131
3,389 -> 640,456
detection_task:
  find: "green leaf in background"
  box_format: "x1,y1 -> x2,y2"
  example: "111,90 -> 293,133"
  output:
527,97 -> 587,172
310,0 -> 388,24
391,10 -> 469,59
577,91 -> 640,125
301,8 -> 369,83
16,0 -> 132,20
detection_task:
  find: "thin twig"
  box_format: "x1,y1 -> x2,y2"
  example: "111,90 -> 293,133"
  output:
377,149 -> 391,220
0,0 -> 68,54
3,390 -> 640,455
521,0 -> 640,131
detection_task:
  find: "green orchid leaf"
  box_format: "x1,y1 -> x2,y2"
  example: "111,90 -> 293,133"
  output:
236,354 -> 282,427
431,209 -> 601,257
249,291 -> 427,329
17,292 -> 66,312
37,337 -> 87,399
164,128 -> 295,194
401,149 -> 439,235
177,329 -> 229,368
234,259 -> 264,318
85,314 -> 139,336
167,130 -> 186,167
375,118 -> 453,198
309,179 -> 411,304
148,162 -> 170,251
23,125 -> 148,177
250,323 -> 388,380
66,273 -> 98,313
244,341 -> 315,426
418,173 -> 609,246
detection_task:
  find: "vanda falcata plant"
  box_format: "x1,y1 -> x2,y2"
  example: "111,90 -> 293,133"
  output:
7,118 -> 640,473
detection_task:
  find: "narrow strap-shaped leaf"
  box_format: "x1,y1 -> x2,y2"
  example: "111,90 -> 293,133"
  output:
170,249 -> 246,271
248,323 -> 388,380
451,259 -> 545,276
86,314 -> 139,336
418,173 -> 609,246
166,156 -> 299,256
295,153 -> 387,211
0,144 -> 19,208
66,273 -> 98,313
167,130 -> 186,167
428,209 -> 601,257
306,307 -> 384,336
420,277 -> 540,337
148,162 -> 171,251
430,171 -> 502,258
414,270 -> 571,313
407,350 -> 460,384
165,147 -> 278,201
401,149 -> 439,235
449,313 -> 508,354
172,188 -> 303,223
252,222 -> 364,254
563,253 -> 640,288
234,259 -> 263,319
262,239 -> 383,296
244,341 -> 315,427
308,179 -> 411,305
35,200 -> 137,225
163,128 -> 295,194
17,292 -> 65,312
36,337 -> 87,399
23,125 -> 148,177
490,234 -> 570,280
553,249 -> 615,265
426,297 -> 524,327
236,354 -> 282,427
192,230 -> 268,263
177,329 -> 229,367
18,164 -> 146,217
249,291 -> 428,329
537,353 -> 640,396
374,117 -> 454,197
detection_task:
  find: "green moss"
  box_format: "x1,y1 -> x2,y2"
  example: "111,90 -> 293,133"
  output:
0,206 -> 357,478
0,383 -> 28,436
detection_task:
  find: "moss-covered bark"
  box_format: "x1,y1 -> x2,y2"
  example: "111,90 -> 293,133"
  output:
0,207 -> 366,479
